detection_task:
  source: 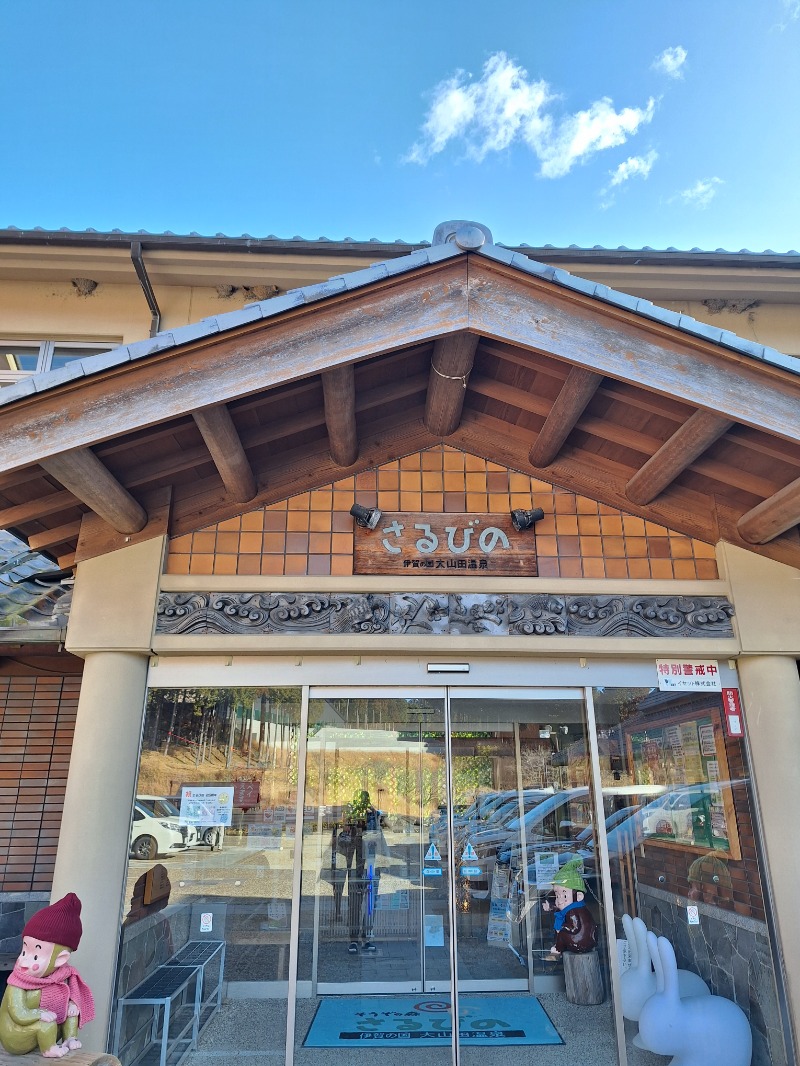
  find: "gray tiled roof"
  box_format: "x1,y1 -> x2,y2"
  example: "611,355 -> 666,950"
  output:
2,225 -> 799,257
0,234 -> 797,411
0,531 -> 72,629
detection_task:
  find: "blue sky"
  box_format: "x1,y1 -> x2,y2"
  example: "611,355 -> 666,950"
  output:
1,1 -> 798,250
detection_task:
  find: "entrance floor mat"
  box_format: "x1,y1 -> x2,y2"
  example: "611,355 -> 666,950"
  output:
303,994 -> 563,1047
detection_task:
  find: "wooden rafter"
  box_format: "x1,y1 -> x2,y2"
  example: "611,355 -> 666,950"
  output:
528,366 -> 603,467
424,332 -> 479,436
39,449 -> 147,535
27,520 -> 84,551
321,365 -> 358,466
192,404 -> 257,503
0,489 -> 80,529
449,407 -> 800,569
737,475 -> 800,544
469,372 -> 787,500
168,407 -> 437,536
625,410 -> 735,505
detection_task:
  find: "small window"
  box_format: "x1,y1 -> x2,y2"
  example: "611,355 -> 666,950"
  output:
1,344 -> 41,373
0,339 -> 114,386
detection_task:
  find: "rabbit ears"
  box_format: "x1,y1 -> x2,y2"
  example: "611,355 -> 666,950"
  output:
622,913 -> 637,965
621,912 -> 650,969
648,932 -> 679,997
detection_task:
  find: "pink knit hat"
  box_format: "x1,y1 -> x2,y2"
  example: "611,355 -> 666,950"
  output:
23,893 -> 83,951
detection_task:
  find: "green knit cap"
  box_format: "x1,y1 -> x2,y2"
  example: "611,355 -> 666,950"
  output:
551,857 -> 586,892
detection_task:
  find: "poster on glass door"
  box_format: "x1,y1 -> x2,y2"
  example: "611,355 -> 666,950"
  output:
179,785 -> 234,827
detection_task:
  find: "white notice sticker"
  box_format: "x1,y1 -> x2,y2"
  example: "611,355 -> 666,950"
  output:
200,912 -> 213,932
687,905 -> 700,925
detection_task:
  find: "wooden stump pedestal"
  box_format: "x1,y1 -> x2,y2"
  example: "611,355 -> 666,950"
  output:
0,1050 -> 120,1066
563,949 -> 605,1005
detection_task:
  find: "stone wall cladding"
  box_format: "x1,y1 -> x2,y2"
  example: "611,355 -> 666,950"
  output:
638,884 -> 786,1066
0,892 -> 49,959
156,591 -> 735,638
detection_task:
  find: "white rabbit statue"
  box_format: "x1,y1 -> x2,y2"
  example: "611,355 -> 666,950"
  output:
620,914 -> 710,1019
620,915 -> 710,1048
638,933 -> 752,1066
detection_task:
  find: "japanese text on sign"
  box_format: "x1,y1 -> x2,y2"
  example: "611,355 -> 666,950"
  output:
179,785 -> 234,827
354,513 -> 538,576
656,660 -> 722,691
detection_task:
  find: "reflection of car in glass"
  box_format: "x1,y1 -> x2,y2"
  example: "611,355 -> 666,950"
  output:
129,795 -> 196,860
167,795 -> 220,847
641,791 -> 694,839
459,789 -> 571,899
636,780 -> 745,850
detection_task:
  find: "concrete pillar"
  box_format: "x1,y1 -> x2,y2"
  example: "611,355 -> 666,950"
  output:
49,650 -> 150,1050
737,654 -> 800,1049
52,535 -> 166,1050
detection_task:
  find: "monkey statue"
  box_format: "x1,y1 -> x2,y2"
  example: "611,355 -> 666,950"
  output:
541,857 -> 598,956
0,893 -> 95,1058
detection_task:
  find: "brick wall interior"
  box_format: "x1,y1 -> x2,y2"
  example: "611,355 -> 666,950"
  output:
0,675 -> 79,892
166,445 -> 719,579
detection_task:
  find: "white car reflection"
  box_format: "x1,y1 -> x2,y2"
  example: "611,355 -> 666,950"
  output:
129,795 -> 196,860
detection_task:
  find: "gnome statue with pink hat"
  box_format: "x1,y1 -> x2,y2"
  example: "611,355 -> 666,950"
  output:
0,893 -> 95,1057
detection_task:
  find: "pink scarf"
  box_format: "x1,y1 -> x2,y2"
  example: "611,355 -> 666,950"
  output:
8,964 -> 95,1027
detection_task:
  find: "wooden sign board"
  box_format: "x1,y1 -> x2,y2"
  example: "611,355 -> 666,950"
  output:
354,513 -> 537,576
143,863 -> 171,906
233,779 -> 261,809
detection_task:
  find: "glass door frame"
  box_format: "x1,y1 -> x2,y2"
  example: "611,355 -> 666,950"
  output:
285,683 -> 627,1066
305,686 -> 449,997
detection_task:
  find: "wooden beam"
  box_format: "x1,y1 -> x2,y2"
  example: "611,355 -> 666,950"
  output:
192,404 -> 257,502
0,489 -> 79,529
114,371 -> 429,491
737,475 -> 800,544
0,258 -> 469,476
424,331 -> 479,436
625,410 -> 735,505
449,407 -> 800,570
75,485 -> 172,563
27,520 -> 84,551
39,449 -> 147,535
528,367 -> 603,466
470,372 -> 784,499
468,257 -> 800,443
321,364 -> 358,466
168,407 -> 437,537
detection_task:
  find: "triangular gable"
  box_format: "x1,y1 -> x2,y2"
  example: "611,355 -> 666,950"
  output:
166,446 -> 717,580
0,222 -> 798,570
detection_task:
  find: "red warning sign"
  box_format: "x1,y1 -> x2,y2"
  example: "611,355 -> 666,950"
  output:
722,688 -> 744,738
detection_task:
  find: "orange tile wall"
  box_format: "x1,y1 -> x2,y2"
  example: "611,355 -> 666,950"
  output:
166,446 -> 718,580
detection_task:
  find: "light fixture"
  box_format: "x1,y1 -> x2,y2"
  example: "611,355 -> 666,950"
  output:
427,663 -> 470,674
349,503 -> 382,529
511,507 -> 545,531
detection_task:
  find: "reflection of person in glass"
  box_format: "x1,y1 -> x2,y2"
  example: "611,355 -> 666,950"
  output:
335,790 -> 385,955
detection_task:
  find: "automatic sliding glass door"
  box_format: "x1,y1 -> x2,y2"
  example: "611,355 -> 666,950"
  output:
292,685 -> 621,1066
447,689 -> 590,994
296,689 -> 454,996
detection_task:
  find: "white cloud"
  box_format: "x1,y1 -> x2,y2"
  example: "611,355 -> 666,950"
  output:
776,0 -> 800,28
652,46 -> 688,79
405,52 -> 655,178
677,177 -> 724,208
608,150 -> 658,187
